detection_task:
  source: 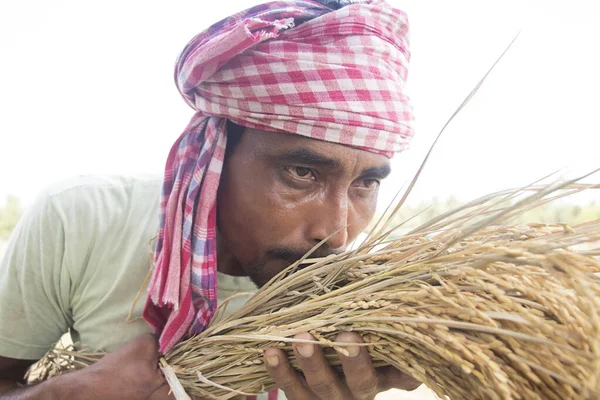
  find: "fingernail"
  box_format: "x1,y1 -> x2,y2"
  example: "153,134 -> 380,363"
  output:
346,345 -> 360,358
297,343 -> 314,358
266,355 -> 279,367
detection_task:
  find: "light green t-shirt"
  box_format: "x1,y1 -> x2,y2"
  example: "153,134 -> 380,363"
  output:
0,175 -> 258,360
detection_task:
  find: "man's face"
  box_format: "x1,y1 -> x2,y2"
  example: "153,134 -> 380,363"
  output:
217,128 -> 391,287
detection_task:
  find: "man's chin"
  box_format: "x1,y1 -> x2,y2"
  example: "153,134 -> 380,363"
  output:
244,258 -> 296,288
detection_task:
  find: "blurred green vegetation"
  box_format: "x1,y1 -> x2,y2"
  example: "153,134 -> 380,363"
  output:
377,197 -> 600,238
0,195 -> 23,240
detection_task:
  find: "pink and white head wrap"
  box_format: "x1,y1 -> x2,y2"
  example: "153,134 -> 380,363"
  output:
143,0 -> 414,354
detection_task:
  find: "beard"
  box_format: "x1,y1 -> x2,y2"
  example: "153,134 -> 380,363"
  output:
242,246 -> 340,287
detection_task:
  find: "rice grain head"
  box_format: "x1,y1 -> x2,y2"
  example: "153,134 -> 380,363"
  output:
34,183 -> 600,400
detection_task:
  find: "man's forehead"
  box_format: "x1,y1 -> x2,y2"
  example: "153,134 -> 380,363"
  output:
245,128 -> 390,168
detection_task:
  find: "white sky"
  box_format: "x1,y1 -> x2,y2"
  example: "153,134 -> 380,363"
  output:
0,0 -> 599,209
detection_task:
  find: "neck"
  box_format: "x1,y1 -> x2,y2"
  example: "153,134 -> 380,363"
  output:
216,233 -> 247,276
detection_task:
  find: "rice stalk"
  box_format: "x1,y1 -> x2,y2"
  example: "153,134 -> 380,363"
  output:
33,182 -> 600,400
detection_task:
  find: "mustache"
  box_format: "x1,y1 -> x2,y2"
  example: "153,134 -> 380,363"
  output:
265,246 -> 341,264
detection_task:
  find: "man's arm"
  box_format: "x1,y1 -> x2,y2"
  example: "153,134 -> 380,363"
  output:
0,335 -> 171,400
0,356 -> 32,393
0,355 -> 64,399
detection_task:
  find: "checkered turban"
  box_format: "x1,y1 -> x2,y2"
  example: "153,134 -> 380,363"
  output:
144,0 -> 413,353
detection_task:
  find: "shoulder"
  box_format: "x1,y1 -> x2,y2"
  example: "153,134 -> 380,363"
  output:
45,174 -> 162,203
41,174 -> 162,219
22,174 -> 163,251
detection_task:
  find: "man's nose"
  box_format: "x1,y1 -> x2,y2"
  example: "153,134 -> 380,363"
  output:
308,193 -> 349,251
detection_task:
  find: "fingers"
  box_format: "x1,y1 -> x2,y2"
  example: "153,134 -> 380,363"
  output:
336,332 -> 380,400
292,332 -> 349,400
264,333 -> 350,400
336,332 -> 421,393
377,365 -> 422,392
265,332 -> 421,400
264,347 -> 313,400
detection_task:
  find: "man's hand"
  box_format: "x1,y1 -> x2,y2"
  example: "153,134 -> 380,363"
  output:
264,332 -> 421,400
0,334 -> 172,400
60,333 -> 171,400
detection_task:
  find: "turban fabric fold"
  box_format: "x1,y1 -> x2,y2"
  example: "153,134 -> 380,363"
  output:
143,0 -> 414,354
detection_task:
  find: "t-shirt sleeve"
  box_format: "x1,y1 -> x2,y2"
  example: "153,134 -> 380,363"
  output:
0,191 -> 71,360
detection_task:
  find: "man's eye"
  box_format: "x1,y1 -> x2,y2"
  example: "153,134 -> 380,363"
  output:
362,179 -> 379,189
285,166 -> 315,180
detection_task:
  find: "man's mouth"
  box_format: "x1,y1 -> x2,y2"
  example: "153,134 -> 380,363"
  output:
266,246 -> 342,264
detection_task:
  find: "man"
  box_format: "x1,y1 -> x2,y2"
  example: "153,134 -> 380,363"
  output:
0,0 -> 421,398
